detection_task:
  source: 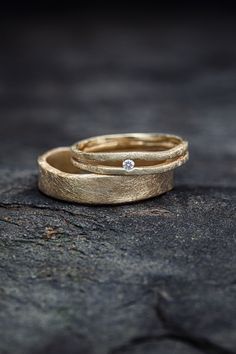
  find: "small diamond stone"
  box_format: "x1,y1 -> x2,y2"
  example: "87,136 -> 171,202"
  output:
122,159 -> 135,171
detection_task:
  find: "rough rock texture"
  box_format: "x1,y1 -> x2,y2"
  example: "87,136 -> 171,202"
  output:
0,12 -> 236,354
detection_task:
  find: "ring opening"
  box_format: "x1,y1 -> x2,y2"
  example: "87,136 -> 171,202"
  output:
78,135 -> 182,153
46,150 -> 81,174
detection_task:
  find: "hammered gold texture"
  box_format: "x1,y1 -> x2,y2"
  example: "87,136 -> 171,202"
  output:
38,147 -> 174,205
71,133 -> 188,175
71,152 -> 189,175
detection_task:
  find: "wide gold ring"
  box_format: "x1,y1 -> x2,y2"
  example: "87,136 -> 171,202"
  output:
71,133 -> 188,175
38,147 -> 174,205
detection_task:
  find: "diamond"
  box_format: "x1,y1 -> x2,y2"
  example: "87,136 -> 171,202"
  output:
122,159 -> 135,171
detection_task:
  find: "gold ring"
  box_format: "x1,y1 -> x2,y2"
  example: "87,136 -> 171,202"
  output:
71,133 -> 188,175
38,147 -> 174,205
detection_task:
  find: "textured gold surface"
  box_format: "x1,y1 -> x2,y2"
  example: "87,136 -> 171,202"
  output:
38,147 -> 174,205
71,133 -> 188,175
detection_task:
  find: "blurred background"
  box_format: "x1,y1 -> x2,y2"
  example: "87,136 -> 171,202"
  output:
0,1 -> 235,186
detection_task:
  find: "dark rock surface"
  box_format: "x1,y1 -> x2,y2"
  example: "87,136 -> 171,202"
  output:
0,12 -> 236,354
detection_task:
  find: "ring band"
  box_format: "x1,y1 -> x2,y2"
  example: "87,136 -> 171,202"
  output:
38,147 -> 174,205
71,133 -> 188,175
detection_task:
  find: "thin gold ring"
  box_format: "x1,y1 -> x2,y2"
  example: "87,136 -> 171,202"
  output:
71,133 -> 188,175
38,147 -> 174,205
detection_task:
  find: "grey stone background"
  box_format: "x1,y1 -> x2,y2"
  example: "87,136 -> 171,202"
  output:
0,7 -> 235,354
